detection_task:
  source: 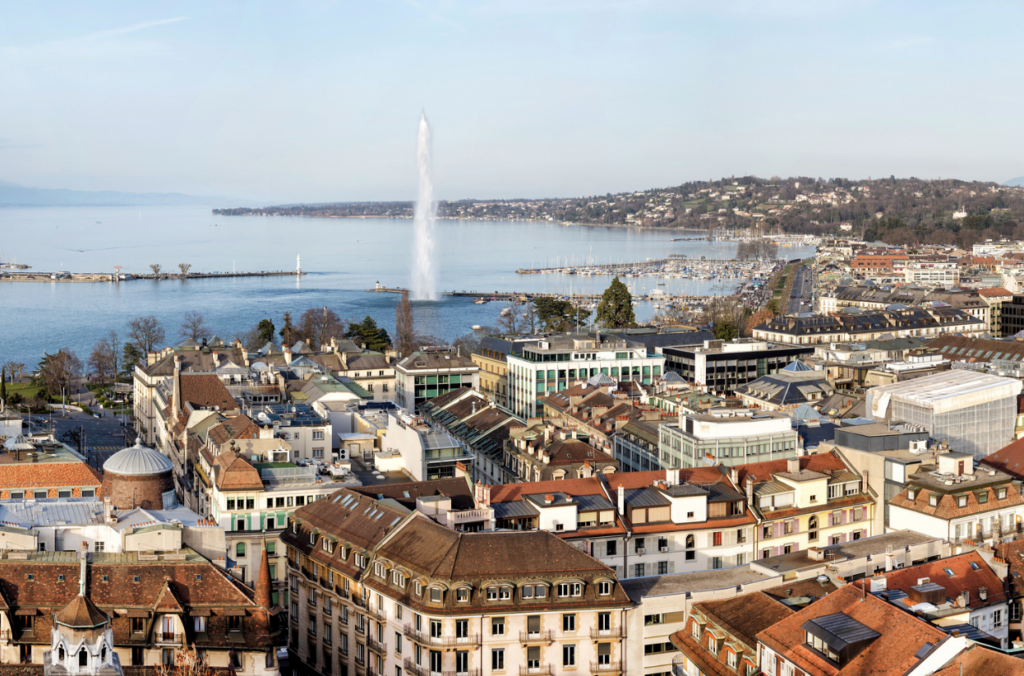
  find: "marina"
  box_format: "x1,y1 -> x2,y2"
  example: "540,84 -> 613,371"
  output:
516,256 -> 783,282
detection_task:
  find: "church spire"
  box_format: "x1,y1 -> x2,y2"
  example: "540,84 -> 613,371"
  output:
254,537 -> 273,609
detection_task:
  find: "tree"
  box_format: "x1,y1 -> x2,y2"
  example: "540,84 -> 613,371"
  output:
121,343 -> 143,379
713,319 -> 738,341
2,361 -> 26,382
58,426 -> 83,453
37,348 -> 82,397
297,307 -> 344,350
178,263 -> 192,278
127,316 -> 166,354
744,308 -> 775,336
395,292 -> 416,359
89,331 -> 121,384
533,297 -> 589,333
1,368 -> 6,402
346,316 -> 392,352
156,643 -> 215,676
179,311 -> 212,342
595,277 -> 636,328
257,319 -> 276,345
279,312 -> 296,345
150,264 -> 162,276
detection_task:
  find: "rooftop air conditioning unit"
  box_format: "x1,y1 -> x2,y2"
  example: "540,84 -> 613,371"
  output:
636,548 -> 646,555
660,546 -> 669,553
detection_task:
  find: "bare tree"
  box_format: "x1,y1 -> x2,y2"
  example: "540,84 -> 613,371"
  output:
88,331 -> 121,384
156,643 -> 214,676
127,315 -> 166,354
395,292 -> 415,359
178,263 -> 192,278
296,307 -> 345,350
179,311 -> 212,342
37,348 -> 82,397
2,361 -> 26,382
150,264 -> 162,276
237,326 -> 264,351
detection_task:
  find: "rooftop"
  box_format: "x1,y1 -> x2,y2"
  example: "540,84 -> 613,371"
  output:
620,565 -> 776,602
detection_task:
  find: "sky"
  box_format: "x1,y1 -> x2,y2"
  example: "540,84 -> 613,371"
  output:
1,0 -> 1023,204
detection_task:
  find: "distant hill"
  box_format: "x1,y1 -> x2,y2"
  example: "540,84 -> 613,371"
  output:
1005,177 -> 1024,187
0,181 -> 257,208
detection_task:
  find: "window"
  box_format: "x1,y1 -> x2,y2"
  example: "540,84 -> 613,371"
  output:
491,648 -> 504,671
395,632 -> 403,655
131,618 -> 145,634
635,538 -> 645,553
194,616 -> 207,633
429,588 -> 442,603
228,616 -> 242,632
606,540 -> 617,556
562,614 -> 576,632
658,561 -> 668,575
929,494 -> 939,507
236,542 -> 246,558
598,581 -> 611,596
562,644 -> 576,667
492,617 -> 505,636
994,609 -> 1003,628
634,563 -> 645,578
999,488 -> 1008,500
708,635 -> 718,655
456,587 -> 469,603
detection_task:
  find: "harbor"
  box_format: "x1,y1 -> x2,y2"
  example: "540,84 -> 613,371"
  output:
0,269 -> 305,283
516,256 -> 783,282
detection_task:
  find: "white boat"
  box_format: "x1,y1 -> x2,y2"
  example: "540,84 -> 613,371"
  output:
473,298 -> 488,304
500,308 -> 512,317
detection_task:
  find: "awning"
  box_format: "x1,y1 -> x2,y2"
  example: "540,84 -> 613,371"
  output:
189,609 -> 212,617
14,609 -> 38,616
220,609 -> 247,617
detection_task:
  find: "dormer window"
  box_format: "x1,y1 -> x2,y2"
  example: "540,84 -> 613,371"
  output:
598,581 -> 611,596
414,581 -> 422,596
908,489 -> 915,500
456,588 -> 470,603
429,588 -> 442,603
691,621 -> 700,639
999,488 -> 1008,500
803,613 -> 880,665
929,494 -> 938,507
392,571 -> 405,588
292,522 -> 298,534
374,562 -> 386,578
309,532 -> 317,545
958,495 -> 968,508
322,539 -> 333,553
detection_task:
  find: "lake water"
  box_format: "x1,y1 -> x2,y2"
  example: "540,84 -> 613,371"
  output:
0,206 -> 814,366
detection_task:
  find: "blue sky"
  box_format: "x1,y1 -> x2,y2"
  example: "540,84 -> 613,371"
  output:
1,1 -> 1022,203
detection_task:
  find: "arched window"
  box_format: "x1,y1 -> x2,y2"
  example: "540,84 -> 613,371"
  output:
236,542 -> 246,558
58,646 -> 65,662
685,535 -> 695,549
101,646 -> 107,662
79,651 -> 88,667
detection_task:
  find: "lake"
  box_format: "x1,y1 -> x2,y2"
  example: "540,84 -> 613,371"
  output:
0,206 -> 814,366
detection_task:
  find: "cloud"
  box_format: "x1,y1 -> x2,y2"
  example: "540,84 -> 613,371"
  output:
76,16 -> 189,42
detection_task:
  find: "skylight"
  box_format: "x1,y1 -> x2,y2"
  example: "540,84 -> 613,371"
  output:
969,562 -> 980,571
944,568 -> 955,577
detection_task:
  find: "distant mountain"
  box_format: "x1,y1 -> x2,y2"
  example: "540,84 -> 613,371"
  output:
1004,177 -> 1024,187
0,181 -> 258,208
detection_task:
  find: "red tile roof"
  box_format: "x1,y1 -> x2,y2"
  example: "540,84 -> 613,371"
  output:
889,482 -> 1023,520
756,585 -> 947,676
0,462 -> 101,490
857,551 -> 1005,610
932,642 -> 1024,676
179,374 -> 238,412
981,437 -> 1024,480
735,452 -> 848,486
489,477 -> 606,503
977,287 -> 1012,297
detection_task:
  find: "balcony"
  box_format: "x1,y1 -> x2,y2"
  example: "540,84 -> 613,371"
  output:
590,661 -> 623,673
156,632 -> 183,645
336,586 -> 350,600
351,595 -> 368,609
320,577 -> 333,591
301,568 -> 317,581
519,630 -> 554,644
402,624 -> 479,648
355,655 -> 365,668
590,626 -> 627,639
367,637 -> 387,654
519,667 -> 552,676
403,658 -> 428,676
287,558 -> 299,571
368,605 -> 387,621
443,671 -> 480,676
355,623 -> 366,635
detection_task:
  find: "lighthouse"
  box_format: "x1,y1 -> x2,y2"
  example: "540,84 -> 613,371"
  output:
296,254 -> 301,275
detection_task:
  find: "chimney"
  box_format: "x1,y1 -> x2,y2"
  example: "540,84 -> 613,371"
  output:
103,497 -> 114,524
544,494 -> 554,505
147,351 -> 157,366
745,476 -> 753,504
729,467 -> 739,485
212,352 -> 221,368
617,484 -> 625,515
79,541 -> 88,596
172,358 -> 182,413
787,457 -> 800,474
283,346 -> 293,365
475,482 -> 491,507
979,587 -> 988,601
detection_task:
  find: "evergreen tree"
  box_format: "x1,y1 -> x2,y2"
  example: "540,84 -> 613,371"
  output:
257,319 -> 276,344
346,317 -> 392,352
279,312 -> 296,345
595,277 -> 636,328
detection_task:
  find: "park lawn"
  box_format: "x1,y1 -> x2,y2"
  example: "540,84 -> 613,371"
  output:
7,382 -> 42,399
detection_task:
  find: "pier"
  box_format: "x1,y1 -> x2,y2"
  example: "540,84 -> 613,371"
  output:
0,270 -> 304,283
366,283 -> 409,294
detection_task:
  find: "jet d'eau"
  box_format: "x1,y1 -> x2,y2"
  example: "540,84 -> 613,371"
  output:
411,112 -> 438,301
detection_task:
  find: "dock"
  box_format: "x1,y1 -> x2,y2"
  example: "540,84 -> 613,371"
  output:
0,270 -> 304,283
366,284 -> 409,294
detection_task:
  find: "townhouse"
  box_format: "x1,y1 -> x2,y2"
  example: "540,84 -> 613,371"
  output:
752,307 -> 985,346
283,487 -> 633,676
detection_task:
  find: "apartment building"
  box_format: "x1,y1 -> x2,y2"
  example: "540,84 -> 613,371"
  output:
471,336 -> 540,407
659,339 -> 813,397
283,488 -> 633,676
659,408 -> 798,469
394,348 -> 480,412
506,333 -> 665,419
753,307 -> 985,346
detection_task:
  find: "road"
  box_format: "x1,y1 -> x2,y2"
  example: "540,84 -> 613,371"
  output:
786,265 -> 815,314
23,409 -> 132,470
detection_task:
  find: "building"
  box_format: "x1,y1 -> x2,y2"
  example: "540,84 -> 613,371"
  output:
379,410 -> 475,481
419,387 -> 519,486
753,307 -> 986,346
0,543 -> 281,676
393,348 -> 480,412
502,423 -> 620,483
756,584 -> 957,676
282,486 -> 634,676
863,551 -> 1011,648
248,403 -> 333,462
613,417 -> 663,472
905,260 -> 960,286
867,370 -> 1022,459
471,336 -> 540,407
670,592 -> 794,676
738,454 -> 875,560
659,408 -> 798,469
658,339 -> 814,397
506,333 -> 665,419
0,435 -> 102,500
195,443 -> 342,592
999,292 -> 1024,337
734,361 -> 834,412
888,451 -> 1024,544
820,286 -> 991,329
977,287 -> 1013,336
849,252 -> 908,277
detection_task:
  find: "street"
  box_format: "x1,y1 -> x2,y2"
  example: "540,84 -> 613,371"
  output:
786,265 -> 815,315
23,409 -> 132,469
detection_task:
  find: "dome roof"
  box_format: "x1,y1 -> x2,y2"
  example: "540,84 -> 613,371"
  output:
103,439 -> 173,476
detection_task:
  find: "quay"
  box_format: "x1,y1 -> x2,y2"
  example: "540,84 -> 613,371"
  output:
0,270 -> 304,283
442,290 -> 718,304
367,283 -> 409,294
